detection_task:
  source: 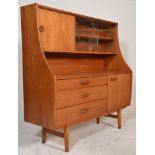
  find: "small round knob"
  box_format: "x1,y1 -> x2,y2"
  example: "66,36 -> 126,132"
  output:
39,26 -> 44,32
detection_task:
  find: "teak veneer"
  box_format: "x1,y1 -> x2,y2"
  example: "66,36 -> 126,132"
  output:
21,3 -> 132,152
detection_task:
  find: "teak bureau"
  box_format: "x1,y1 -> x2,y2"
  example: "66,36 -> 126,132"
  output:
21,3 -> 132,152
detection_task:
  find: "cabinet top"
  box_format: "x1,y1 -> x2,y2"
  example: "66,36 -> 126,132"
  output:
21,3 -> 117,26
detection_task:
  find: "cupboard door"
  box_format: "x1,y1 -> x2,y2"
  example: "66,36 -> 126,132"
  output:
108,74 -> 132,112
38,8 -> 75,52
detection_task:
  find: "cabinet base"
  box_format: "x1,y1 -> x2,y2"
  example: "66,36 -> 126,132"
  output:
42,109 -> 122,152
42,126 -> 69,152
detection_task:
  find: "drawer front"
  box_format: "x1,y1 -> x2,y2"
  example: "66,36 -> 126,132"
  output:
56,76 -> 107,91
56,85 -> 107,109
55,99 -> 108,128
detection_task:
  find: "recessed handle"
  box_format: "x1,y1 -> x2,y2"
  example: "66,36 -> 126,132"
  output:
80,80 -> 89,85
79,93 -> 89,98
79,108 -> 89,114
39,26 -> 44,32
110,77 -> 118,81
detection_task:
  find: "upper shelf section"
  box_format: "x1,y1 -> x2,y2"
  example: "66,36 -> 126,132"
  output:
75,16 -> 116,53
37,4 -> 119,55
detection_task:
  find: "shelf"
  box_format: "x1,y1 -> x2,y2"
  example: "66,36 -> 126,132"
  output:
56,71 -> 130,80
76,34 -> 114,41
44,50 -> 118,55
77,28 -> 115,32
75,51 -> 117,54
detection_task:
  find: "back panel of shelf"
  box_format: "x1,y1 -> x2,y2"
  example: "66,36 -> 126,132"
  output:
43,52 -> 124,76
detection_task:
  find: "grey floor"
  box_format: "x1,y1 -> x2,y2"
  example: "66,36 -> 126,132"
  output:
18,104 -> 135,155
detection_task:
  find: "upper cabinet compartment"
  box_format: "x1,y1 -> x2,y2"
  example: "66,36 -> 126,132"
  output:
76,16 -> 116,53
38,8 -> 75,52
37,6 -> 118,54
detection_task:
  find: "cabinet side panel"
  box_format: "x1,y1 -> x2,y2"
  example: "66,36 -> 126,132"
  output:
38,8 -> 75,52
21,4 -> 55,129
104,25 -> 132,73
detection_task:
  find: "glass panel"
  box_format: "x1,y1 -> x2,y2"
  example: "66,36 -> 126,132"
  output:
76,16 -> 115,53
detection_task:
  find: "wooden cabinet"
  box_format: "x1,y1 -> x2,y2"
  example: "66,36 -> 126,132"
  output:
21,3 -> 132,152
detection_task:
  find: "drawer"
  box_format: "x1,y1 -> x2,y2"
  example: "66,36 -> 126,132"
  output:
56,85 -> 107,109
56,76 -> 107,91
55,98 -> 108,128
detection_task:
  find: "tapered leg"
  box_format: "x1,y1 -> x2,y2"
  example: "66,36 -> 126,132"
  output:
42,127 -> 46,143
64,126 -> 69,152
117,109 -> 122,129
96,117 -> 100,124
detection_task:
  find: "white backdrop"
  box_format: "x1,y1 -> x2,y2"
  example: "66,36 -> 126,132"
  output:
18,0 -> 136,148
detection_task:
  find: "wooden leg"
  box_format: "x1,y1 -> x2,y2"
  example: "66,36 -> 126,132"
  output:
42,127 -> 46,143
96,117 -> 100,124
64,126 -> 69,152
42,127 -> 70,152
117,109 -> 122,129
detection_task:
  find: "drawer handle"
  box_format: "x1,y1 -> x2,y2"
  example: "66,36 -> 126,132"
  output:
80,80 -> 89,85
79,93 -> 89,98
110,77 -> 117,81
39,26 -> 44,32
79,108 -> 89,114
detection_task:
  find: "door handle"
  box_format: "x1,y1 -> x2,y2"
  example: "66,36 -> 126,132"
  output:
110,77 -> 117,81
39,26 -> 44,32
79,80 -> 89,85
79,108 -> 89,114
79,93 -> 89,98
